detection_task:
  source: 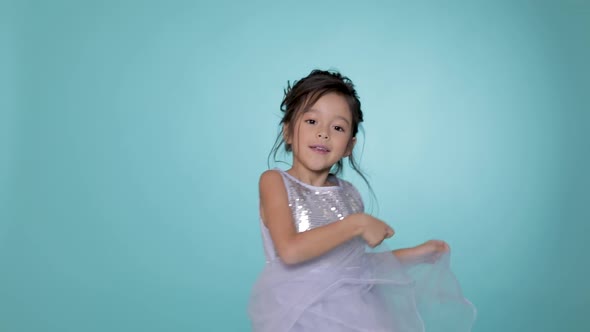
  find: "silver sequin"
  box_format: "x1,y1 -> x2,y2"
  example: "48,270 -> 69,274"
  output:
259,169 -> 365,263
279,171 -> 363,232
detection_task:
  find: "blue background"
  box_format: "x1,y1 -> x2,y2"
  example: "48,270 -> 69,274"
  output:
2,0 -> 589,331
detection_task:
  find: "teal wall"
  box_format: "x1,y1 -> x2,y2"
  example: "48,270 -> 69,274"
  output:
2,1 -> 589,331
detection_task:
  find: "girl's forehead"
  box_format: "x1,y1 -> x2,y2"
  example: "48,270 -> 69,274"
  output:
308,103 -> 352,119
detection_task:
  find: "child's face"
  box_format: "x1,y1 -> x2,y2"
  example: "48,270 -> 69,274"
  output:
286,93 -> 356,174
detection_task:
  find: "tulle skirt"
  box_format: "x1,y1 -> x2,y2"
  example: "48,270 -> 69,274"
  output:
249,240 -> 476,332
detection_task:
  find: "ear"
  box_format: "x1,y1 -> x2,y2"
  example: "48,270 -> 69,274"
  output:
283,123 -> 292,145
344,136 -> 357,157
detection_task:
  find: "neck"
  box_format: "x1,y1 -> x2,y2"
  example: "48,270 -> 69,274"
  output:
286,166 -> 333,187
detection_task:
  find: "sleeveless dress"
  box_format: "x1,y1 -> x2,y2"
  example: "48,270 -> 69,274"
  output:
249,169 -> 476,332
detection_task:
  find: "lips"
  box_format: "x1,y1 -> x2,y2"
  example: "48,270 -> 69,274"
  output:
310,145 -> 330,153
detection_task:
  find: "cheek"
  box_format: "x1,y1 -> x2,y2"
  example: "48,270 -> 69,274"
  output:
336,137 -> 351,150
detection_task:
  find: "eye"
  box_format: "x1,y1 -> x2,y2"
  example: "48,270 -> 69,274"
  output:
334,126 -> 345,132
305,119 -> 316,125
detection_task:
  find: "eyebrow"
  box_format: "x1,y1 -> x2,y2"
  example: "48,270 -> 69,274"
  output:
307,108 -> 351,125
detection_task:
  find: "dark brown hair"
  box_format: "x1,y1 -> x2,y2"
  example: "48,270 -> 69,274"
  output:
268,69 -> 373,193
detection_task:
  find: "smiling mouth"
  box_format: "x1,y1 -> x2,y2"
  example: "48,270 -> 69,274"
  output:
310,145 -> 330,153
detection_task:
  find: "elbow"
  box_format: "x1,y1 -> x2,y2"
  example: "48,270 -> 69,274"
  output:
277,246 -> 304,265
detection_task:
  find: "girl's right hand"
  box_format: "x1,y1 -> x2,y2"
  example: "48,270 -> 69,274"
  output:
356,213 -> 395,248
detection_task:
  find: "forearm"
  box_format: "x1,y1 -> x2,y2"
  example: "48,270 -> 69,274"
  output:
392,247 -> 421,265
280,214 -> 364,265
392,240 -> 448,266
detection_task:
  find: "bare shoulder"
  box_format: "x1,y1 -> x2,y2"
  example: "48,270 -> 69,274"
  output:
258,170 -> 291,228
259,169 -> 288,201
259,169 -> 284,189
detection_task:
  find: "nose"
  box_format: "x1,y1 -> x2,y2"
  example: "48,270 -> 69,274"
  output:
317,132 -> 328,139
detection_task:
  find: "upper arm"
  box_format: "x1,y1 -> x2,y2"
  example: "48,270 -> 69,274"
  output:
259,170 -> 297,254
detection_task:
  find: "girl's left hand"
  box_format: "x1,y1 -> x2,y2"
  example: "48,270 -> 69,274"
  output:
415,239 -> 450,264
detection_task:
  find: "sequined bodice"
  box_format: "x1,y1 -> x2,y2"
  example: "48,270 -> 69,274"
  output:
260,169 -> 365,262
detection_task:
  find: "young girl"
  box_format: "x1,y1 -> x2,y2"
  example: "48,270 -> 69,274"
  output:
249,70 -> 476,332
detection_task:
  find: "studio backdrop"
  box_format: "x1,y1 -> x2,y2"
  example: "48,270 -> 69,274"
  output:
1,1 -> 588,331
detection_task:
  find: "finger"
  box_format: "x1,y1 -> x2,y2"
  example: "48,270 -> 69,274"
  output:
383,228 -> 393,238
444,242 -> 450,251
376,237 -> 385,247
